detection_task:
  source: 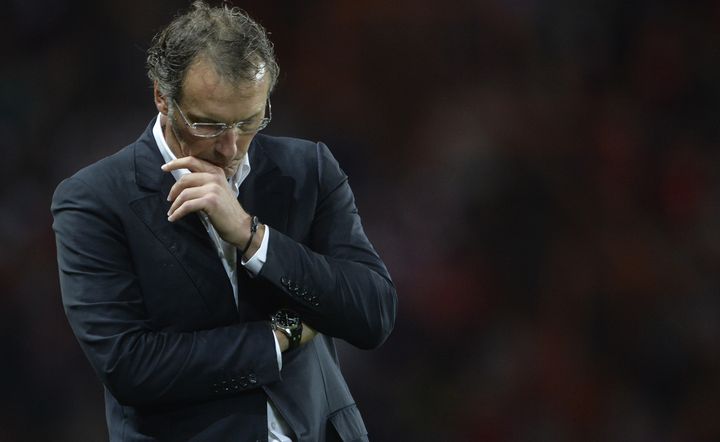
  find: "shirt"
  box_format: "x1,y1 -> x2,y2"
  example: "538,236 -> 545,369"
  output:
153,115 -> 293,442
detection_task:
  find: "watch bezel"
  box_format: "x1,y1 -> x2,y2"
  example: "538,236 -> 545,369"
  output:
271,309 -> 302,350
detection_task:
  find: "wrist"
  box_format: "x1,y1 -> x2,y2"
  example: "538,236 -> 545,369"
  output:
239,215 -> 260,259
271,309 -> 302,352
241,224 -> 265,260
274,329 -> 289,352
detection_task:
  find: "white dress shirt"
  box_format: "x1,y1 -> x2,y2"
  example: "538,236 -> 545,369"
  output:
153,115 -> 293,442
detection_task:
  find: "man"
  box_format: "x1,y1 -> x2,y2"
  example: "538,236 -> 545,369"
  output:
51,2 -> 397,441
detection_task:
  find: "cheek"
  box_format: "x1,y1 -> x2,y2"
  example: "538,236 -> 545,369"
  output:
185,139 -> 217,156
171,120 -> 213,156
234,136 -> 255,156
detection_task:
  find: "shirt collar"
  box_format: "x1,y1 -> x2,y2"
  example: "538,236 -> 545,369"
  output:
152,113 -> 250,195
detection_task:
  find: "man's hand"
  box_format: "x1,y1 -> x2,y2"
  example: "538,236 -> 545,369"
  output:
162,157 -> 262,256
274,322 -> 318,352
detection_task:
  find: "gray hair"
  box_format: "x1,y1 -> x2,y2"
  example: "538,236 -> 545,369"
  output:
147,1 -> 279,101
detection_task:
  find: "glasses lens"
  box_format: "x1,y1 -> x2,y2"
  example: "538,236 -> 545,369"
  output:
243,119 -> 270,133
175,98 -> 271,137
191,124 -> 225,137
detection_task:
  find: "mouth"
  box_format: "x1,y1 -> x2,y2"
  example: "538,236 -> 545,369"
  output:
218,161 -> 240,178
200,155 -> 242,177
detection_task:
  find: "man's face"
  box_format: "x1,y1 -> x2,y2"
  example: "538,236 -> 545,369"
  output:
155,57 -> 271,178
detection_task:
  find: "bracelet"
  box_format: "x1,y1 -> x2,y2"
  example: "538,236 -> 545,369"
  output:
240,215 -> 259,258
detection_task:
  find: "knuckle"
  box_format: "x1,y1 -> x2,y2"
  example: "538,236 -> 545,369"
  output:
177,188 -> 192,203
211,182 -> 224,193
206,193 -> 219,207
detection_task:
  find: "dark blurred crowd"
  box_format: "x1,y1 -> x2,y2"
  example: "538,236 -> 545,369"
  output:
3,0 -> 720,440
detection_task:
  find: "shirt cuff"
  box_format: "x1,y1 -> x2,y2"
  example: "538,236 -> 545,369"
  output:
241,225 -> 270,275
272,326 -> 282,371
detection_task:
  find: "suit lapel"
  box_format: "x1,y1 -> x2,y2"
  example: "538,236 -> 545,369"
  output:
128,122 -> 237,321
235,138 -> 295,322
125,126 -> 295,322
239,137 -> 294,234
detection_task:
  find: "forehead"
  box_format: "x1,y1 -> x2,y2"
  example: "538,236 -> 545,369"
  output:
179,57 -> 269,119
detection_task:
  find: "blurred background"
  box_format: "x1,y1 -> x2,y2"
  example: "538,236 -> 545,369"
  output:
3,0 -> 720,440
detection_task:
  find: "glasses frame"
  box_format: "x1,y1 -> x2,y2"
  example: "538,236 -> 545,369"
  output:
171,97 -> 272,138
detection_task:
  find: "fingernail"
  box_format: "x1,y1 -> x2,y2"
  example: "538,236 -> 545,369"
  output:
161,164 -> 168,170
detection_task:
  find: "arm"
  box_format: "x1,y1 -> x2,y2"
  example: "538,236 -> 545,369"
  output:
162,142 -> 398,350
52,176 -> 280,408
259,142 -> 398,350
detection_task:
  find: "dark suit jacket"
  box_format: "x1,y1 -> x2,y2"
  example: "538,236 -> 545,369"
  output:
51,119 -> 397,441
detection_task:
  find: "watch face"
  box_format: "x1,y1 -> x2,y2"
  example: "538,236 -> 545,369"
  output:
274,309 -> 300,329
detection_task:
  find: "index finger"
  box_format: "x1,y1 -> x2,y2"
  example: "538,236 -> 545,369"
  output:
161,156 -> 223,175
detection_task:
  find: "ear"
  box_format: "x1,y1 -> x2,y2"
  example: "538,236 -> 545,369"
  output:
153,81 -> 169,115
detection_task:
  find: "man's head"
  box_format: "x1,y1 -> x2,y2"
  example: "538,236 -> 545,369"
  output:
147,0 -> 278,102
147,1 -> 278,177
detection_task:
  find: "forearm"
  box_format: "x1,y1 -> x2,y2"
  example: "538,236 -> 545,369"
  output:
260,229 -> 397,349
67,313 -> 280,408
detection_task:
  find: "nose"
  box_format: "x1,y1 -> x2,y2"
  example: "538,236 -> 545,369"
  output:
214,127 -> 238,159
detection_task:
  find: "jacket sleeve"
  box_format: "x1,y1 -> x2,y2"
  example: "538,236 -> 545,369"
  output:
52,176 -> 281,408
258,142 -> 398,349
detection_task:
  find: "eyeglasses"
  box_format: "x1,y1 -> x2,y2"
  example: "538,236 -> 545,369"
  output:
171,97 -> 272,138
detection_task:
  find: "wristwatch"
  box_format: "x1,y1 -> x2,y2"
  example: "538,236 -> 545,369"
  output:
271,309 -> 302,351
